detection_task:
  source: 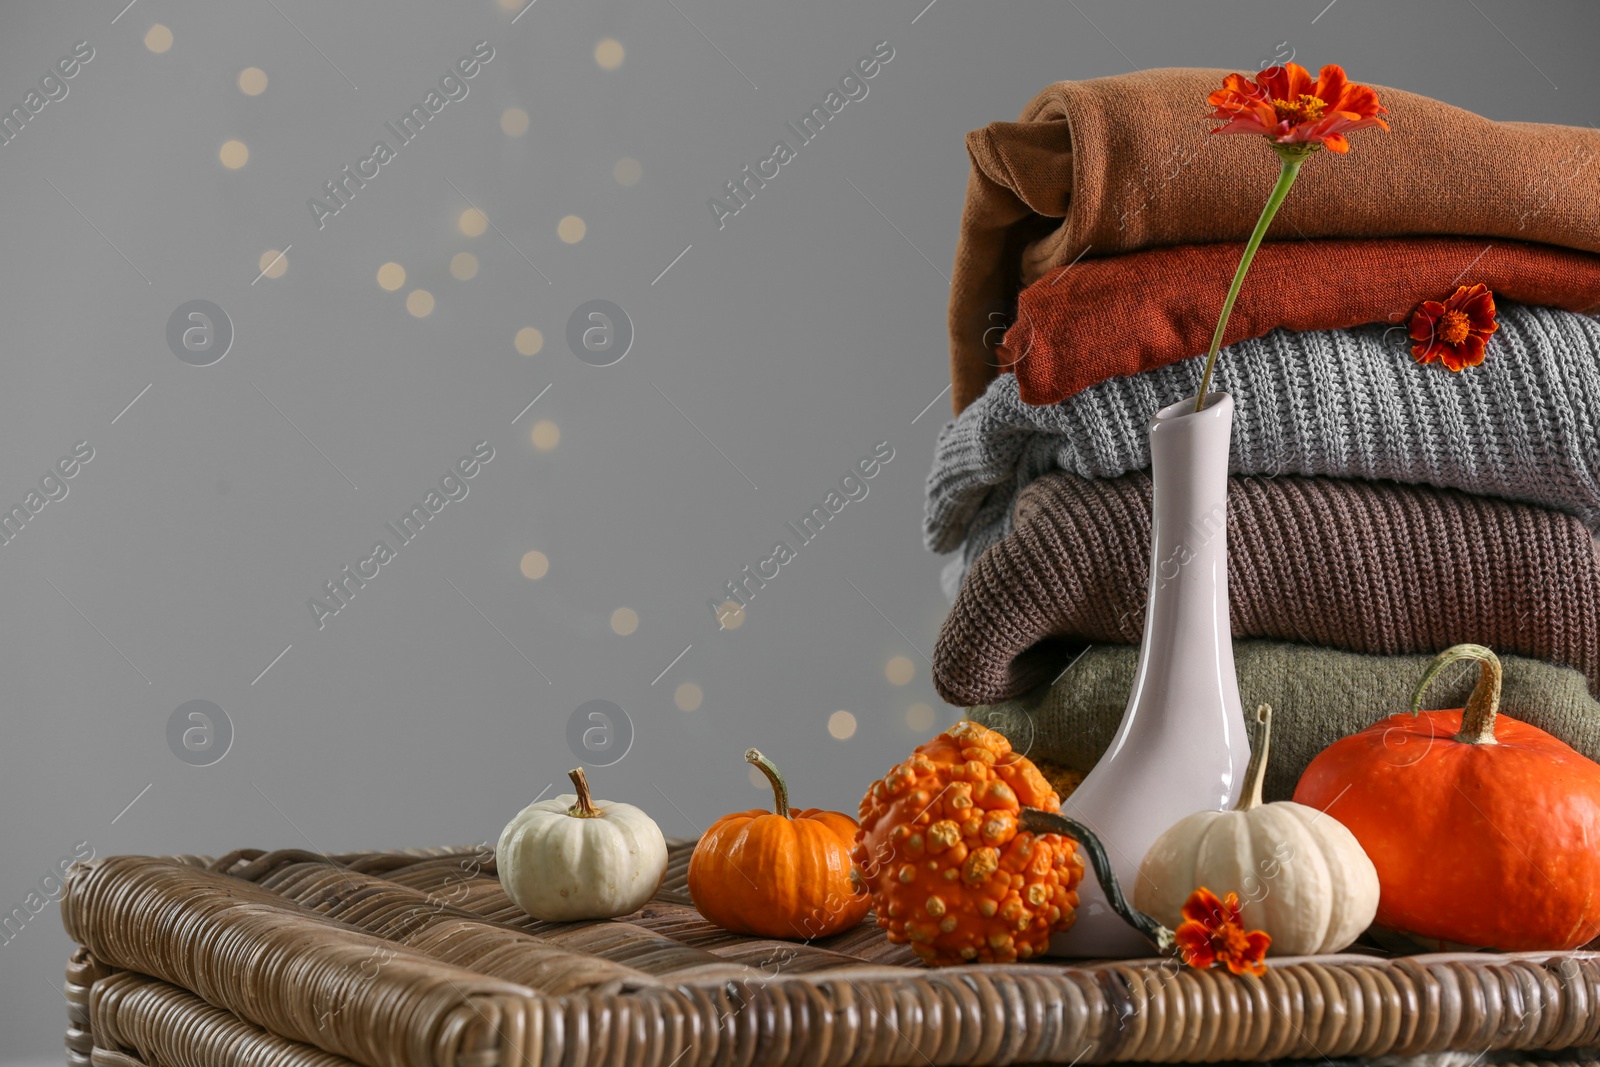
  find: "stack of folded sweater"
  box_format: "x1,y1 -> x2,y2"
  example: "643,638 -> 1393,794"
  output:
927,68 -> 1600,800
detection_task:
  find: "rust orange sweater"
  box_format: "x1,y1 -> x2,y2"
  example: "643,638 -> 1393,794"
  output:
999,238 -> 1600,406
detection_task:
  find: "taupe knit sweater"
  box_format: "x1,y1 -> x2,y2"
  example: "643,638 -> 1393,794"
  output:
968,640 -> 1600,803
934,471 -> 1600,706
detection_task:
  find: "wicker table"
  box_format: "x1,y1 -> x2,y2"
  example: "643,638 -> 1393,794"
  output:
58,843 -> 1600,1066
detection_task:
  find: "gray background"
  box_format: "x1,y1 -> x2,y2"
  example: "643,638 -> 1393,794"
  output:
2,0 -> 1596,1059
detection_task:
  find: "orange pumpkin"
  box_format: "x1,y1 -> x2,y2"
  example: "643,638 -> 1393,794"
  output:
1294,644 -> 1600,951
688,748 -> 870,939
853,720 -> 1084,965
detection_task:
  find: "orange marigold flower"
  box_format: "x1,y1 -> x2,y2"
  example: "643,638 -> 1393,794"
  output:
1409,282 -> 1499,372
1173,887 -> 1271,976
1208,62 -> 1389,154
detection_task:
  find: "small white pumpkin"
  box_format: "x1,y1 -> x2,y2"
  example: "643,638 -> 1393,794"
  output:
496,767 -> 668,921
1135,705 -> 1380,956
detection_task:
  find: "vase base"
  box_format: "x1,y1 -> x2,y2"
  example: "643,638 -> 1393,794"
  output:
1045,879 -> 1163,959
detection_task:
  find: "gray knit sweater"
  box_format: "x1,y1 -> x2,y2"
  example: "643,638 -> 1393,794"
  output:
925,304 -> 1600,590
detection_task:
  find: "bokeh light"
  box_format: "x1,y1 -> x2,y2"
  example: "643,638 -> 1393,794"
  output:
219,140 -> 249,169
238,67 -> 268,95
610,607 -> 639,635
500,107 -> 529,136
514,327 -> 543,356
594,39 -> 624,70
885,655 -> 916,686
519,550 -> 549,580
828,710 -> 858,740
613,158 -> 642,186
458,208 -> 488,237
376,262 -> 406,290
905,702 -> 936,732
257,249 -> 287,279
530,419 -> 560,450
144,25 -> 173,53
406,289 -> 435,317
557,216 -> 586,244
674,683 -> 703,711
449,252 -> 479,280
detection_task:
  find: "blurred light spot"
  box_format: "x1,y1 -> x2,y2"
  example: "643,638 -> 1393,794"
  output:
610,607 -> 638,636
613,158 -> 641,186
500,107 -> 529,137
450,252 -> 479,280
219,140 -> 249,169
828,710 -> 858,740
748,764 -> 768,789
716,600 -> 745,629
144,25 -> 173,53
530,419 -> 560,450
594,38 -> 624,70
674,682 -> 703,711
514,327 -> 544,356
257,249 -> 287,279
885,655 -> 916,686
459,208 -> 488,237
519,550 -> 549,580
497,0 -> 522,9
905,702 -> 935,733
406,289 -> 435,317
376,262 -> 406,291
238,67 -> 268,95
557,215 -> 586,244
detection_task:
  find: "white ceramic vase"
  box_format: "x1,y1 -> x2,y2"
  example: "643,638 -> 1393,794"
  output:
1048,392 -> 1253,958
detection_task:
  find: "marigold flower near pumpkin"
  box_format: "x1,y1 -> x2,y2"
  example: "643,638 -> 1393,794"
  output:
1173,887 -> 1271,976
1208,62 -> 1390,154
1409,282 -> 1499,371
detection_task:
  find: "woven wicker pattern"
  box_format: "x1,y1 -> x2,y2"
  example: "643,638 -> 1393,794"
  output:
60,845 -> 1600,1066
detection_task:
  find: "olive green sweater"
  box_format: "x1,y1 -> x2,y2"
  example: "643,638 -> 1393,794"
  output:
968,640 -> 1600,803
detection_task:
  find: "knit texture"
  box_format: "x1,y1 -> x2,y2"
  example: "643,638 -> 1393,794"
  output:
949,68 -> 1600,413
926,305 -> 1600,575
934,471 -> 1600,705
1003,238 -> 1600,406
967,640 -> 1600,803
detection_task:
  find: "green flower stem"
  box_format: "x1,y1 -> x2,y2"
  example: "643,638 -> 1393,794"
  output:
1194,148 -> 1308,413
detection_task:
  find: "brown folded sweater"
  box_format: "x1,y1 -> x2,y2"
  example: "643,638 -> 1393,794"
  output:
950,68 -> 1600,413
1001,237 -> 1600,406
934,471 -> 1600,706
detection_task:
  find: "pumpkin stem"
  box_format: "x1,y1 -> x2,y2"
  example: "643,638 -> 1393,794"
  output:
1019,808 -> 1177,956
567,767 -> 601,818
1410,644 -> 1502,746
745,748 -> 791,818
1231,704 -> 1273,813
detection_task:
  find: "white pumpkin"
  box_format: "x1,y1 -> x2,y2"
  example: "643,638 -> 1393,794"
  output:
496,767 -> 668,921
1134,705 -> 1380,956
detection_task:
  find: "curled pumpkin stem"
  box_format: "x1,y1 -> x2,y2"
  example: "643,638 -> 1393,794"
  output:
745,748 -> 791,818
1019,808 -> 1177,956
567,767 -> 601,818
1410,643 -> 1502,746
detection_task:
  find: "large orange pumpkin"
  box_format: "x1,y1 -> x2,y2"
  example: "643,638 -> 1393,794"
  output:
688,748 -> 870,939
853,720 -> 1084,965
1294,644 -> 1600,950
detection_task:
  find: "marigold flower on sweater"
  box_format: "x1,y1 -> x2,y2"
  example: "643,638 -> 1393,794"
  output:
1208,63 -> 1390,154
1174,887 -> 1271,975
1410,283 -> 1499,371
